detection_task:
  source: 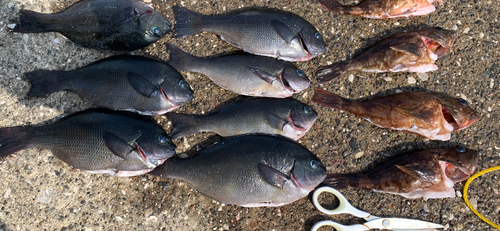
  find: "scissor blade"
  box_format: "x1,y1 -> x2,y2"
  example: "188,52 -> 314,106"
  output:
364,218 -> 444,230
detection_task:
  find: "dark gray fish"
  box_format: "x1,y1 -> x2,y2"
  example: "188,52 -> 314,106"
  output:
168,97 -> 318,140
0,109 -> 176,177
13,0 -> 171,51
150,135 -> 326,207
172,6 -> 326,61
167,44 -> 310,97
25,55 -> 194,115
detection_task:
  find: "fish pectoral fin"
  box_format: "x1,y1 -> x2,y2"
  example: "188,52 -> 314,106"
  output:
103,132 -> 135,159
248,67 -> 278,84
390,43 -> 425,58
258,163 -> 289,189
270,19 -> 297,43
264,112 -> 287,130
396,164 -> 438,183
112,7 -> 140,27
395,106 -> 435,125
127,72 -> 159,98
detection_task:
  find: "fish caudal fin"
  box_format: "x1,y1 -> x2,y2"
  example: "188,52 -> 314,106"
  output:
166,44 -> 199,72
315,61 -> 348,84
13,10 -> 52,33
25,70 -> 67,97
167,113 -> 204,140
0,127 -> 31,158
172,6 -> 207,38
322,174 -> 356,190
312,88 -> 352,110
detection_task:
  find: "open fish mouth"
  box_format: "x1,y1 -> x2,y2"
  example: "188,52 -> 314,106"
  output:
298,33 -> 314,60
441,105 -> 479,131
420,35 -> 455,58
288,112 -> 306,132
160,86 -> 179,110
136,144 -> 157,167
444,162 -> 473,182
280,73 -> 297,94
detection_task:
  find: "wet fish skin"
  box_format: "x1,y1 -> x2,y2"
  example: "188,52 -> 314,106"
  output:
167,44 -> 310,98
150,135 -> 326,207
167,97 -> 318,140
0,109 -> 176,177
13,0 -> 171,51
25,55 -> 194,115
316,28 -> 457,84
312,89 -> 479,141
323,146 -> 478,200
320,0 -> 443,19
172,6 -> 326,61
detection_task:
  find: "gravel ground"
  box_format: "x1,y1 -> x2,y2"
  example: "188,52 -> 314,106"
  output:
0,0 -> 499,230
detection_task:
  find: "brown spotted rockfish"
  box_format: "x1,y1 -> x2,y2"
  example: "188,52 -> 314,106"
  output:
312,89 -> 479,141
316,28 -> 456,84
319,0 -> 443,19
323,146 -> 479,200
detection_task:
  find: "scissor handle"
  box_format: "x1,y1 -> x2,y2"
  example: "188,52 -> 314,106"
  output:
312,186 -> 371,218
311,220 -> 368,231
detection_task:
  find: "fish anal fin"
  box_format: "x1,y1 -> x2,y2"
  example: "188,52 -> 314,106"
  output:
127,72 -> 158,98
248,67 -> 277,84
258,163 -> 288,189
270,19 -> 297,43
390,43 -> 425,58
103,132 -> 134,159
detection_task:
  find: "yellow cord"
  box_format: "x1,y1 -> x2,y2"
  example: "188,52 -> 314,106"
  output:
463,166 -> 500,230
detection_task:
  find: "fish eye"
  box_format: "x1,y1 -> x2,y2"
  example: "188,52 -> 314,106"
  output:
152,26 -> 161,35
303,106 -> 312,114
458,98 -> 468,106
296,69 -> 305,76
456,146 -> 466,153
157,134 -> 168,144
314,32 -> 321,39
310,160 -> 320,169
178,80 -> 188,89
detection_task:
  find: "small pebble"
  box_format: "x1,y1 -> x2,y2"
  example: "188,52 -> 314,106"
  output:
7,24 -> 15,29
416,73 -> 429,81
407,77 -> 416,84
456,190 -> 462,197
463,27 -> 470,34
3,188 -> 11,199
53,38 -> 60,44
354,151 -> 364,158
348,74 -> 354,82
38,188 -> 54,204
384,77 -> 392,82
468,197 -> 478,209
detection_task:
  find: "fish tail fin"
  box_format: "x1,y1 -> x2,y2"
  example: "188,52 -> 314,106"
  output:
322,174 -> 357,190
166,43 -> 200,72
167,113 -> 204,139
25,70 -> 67,97
315,61 -> 349,84
312,88 -> 352,110
0,126 -> 32,158
318,0 -> 359,15
172,6 -> 208,38
13,10 -> 52,33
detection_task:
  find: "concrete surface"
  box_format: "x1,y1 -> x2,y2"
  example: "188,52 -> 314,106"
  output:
0,0 -> 499,230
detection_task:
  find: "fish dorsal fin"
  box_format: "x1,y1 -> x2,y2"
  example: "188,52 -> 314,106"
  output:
270,19 -> 297,43
390,43 -> 425,58
248,67 -> 278,84
103,132 -> 134,159
127,72 -> 159,98
258,163 -> 289,189
395,164 -> 438,183
264,112 -> 287,130
394,104 -> 436,125
112,7 -> 140,27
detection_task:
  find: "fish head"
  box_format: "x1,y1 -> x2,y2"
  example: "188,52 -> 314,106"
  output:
291,156 -> 326,191
298,27 -> 327,59
419,28 -> 457,58
139,9 -> 172,42
136,132 -> 176,166
437,95 -> 480,131
288,104 -> 318,133
281,68 -> 311,93
439,146 -> 479,182
160,77 -> 194,109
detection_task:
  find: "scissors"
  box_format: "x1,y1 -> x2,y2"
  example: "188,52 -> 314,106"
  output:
311,186 -> 445,231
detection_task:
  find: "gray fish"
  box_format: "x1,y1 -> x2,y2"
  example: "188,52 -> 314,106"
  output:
168,97 -> 318,140
25,55 -> 194,115
167,44 -> 310,97
172,6 -> 326,61
0,109 -> 176,177
13,0 -> 171,51
150,135 -> 326,207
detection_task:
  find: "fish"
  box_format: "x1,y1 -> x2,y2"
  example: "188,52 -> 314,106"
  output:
12,0 -> 171,51
323,146 -> 479,200
150,135 -> 326,207
25,55 -> 194,115
0,109 -> 176,177
166,44 -> 310,97
167,97 -> 318,140
172,6 -> 326,61
316,28 -> 457,84
312,89 -> 479,141
319,0 -> 443,19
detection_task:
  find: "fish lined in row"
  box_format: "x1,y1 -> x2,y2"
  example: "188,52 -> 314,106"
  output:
0,109 -> 176,177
